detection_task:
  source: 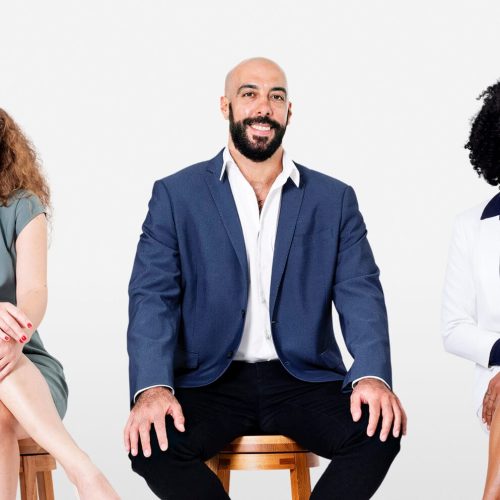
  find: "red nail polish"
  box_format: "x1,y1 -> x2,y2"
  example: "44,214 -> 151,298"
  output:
4,336 -> 9,341
27,323 -> 33,329
21,335 -> 27,342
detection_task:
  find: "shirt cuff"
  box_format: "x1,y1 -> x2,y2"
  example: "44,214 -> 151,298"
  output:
134,384 -> 174,403
489,339 -> 500,367
352,376 -> 391,391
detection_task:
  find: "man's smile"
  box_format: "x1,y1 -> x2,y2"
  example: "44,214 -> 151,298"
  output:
248,122 -> 273,136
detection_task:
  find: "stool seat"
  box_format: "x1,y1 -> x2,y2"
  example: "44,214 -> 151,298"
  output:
206,435 -> 319,500
18,438 -> 56,500
221,435 -> 311,453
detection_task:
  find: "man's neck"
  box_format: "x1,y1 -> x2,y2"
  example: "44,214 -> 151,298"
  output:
227,142 -> 283,187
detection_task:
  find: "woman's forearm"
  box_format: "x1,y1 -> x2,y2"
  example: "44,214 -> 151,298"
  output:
16,286 -> 48,333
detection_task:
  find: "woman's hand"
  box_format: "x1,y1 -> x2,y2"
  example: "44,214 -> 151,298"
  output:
0,336 -> 24,381
0,302 -> 33,344
483,372 -> 500,428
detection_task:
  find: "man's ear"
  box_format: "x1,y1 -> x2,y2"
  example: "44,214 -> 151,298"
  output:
220,96 -> 229,120
286,101 -> 292,126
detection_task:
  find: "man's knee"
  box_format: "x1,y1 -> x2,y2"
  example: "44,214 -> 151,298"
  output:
379,433 -> 401,460
129,426 -> 200,478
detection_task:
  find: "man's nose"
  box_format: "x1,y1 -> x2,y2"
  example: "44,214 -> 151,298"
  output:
254,95 -> 272,116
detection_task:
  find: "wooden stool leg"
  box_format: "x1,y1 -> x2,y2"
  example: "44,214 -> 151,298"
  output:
290,453 -> 311,500
20,456 -> 38,500
19,470 -> 28,500
205,455 -> 230,494
217,468 -> 230,494
37,471 -> 54,500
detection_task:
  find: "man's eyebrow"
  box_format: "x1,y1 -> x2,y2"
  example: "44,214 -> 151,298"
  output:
237,84 -> 258,93
236,84 -> 288,95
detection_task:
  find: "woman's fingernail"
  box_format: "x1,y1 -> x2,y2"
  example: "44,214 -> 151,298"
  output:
4,336 -> 9,341
27,323 -> 33,329
21,335 -> 27,341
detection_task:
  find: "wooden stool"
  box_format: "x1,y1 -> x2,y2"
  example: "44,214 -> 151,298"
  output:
206,435 -> 320,500
18,438 -> 56,500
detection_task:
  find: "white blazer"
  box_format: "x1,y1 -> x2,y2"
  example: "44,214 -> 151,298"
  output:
442,193 -> 500,423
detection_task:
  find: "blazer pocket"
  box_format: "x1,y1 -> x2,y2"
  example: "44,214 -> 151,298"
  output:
319,347 -> 343,371
173,349 -> 199,370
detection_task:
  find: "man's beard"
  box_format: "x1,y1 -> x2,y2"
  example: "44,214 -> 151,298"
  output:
228,104 -> 287,162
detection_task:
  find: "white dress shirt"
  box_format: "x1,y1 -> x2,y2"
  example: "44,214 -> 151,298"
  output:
221,147 -> 300,361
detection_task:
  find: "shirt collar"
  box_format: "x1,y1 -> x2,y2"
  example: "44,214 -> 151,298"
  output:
481,192 -> 500,220
220,147 -> 300,188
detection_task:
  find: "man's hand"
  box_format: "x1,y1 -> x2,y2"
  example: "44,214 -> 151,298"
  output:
0,338 -> 23,381
482,373 -> 500,428
124,387 -> 185,458
350,378 -> 407,441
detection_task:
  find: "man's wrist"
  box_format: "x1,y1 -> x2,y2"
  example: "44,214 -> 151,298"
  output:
134,384 -> 174,403
352,376 -> 391,391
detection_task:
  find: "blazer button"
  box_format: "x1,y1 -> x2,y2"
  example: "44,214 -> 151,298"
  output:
227,351 -> 234,358
241,309 -> 246,317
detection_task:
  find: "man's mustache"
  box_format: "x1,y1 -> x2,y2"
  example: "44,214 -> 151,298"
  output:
242,116 -> 282,129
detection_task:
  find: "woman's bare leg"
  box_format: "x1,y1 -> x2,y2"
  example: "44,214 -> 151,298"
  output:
484,405 -> 500,499
0,355 -> 119,499
0,401 -> 28,499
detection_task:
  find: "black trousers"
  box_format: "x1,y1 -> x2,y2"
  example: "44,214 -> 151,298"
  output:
130,361 -> 401,500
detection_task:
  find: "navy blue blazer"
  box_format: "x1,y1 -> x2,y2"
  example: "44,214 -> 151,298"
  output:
127,150 -> 392,402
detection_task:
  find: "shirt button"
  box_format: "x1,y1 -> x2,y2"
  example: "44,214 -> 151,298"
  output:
265,329 -> 271,340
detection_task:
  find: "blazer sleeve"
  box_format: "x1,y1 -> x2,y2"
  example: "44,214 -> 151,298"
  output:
127,180 -> 182,403
441,215 -> 499,367
333,186 -> 392,391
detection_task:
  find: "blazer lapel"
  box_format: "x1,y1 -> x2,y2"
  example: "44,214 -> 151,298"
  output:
269,175 -> 305,319
204,152 -> 250,287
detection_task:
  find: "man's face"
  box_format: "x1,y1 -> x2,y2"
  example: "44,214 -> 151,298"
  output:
221,61 -> 292,162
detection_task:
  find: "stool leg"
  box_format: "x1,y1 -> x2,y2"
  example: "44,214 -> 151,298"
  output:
20,456 -> 38,500
19,470 -> 27,500
37,471 -> 54,500
217,468 -> 230,494
205,455 -> 230,494
290,453 -> 311,500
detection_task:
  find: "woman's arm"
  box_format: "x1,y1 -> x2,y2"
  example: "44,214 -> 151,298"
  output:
441,215 -> 499,367
15,213 -> 48,336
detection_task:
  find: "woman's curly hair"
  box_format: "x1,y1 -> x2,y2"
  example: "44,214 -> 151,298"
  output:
465,81 -> 500,187
0,108 -> 51,208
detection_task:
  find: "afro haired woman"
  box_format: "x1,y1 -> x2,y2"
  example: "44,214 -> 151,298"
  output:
442,81 -> 500,499
0,108 -> 119,499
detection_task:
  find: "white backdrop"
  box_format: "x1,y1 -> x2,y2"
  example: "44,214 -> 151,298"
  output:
3,1 -> 500,499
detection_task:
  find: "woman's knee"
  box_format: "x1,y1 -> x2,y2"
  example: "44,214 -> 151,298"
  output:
0,400 -> 19,436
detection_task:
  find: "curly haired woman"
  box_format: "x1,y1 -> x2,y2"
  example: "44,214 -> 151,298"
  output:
0,108 -> 119,499
442,81 -> 500,499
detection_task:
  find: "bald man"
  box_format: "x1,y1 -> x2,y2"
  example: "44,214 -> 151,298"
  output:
125,57 -> 406,499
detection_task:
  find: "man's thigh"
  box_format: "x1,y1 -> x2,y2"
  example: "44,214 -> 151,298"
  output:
132,364 -> 259,469
259,364 -> 389,458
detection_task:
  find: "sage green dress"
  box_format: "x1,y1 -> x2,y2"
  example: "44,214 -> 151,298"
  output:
0,191 -> 68,418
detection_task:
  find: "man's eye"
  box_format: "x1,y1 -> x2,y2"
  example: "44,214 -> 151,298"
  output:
271,94 -> 285,101
242,92 -> 255,97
